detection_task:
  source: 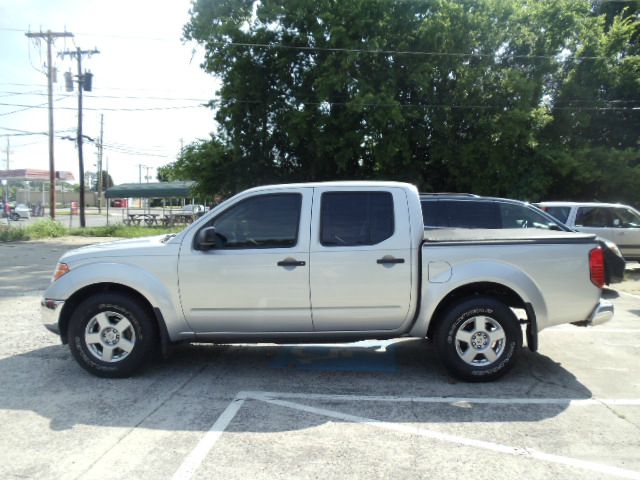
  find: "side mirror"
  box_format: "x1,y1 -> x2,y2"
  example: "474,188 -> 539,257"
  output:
196,227 -> 221,250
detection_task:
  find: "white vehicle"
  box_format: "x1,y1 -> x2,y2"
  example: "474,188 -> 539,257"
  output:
41,182 -> 612,381
538,202 -> 640,261
177,204 -> 205,215
10,204 -> 31,220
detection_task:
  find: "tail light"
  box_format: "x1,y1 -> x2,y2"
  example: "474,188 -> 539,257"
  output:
589,247 -> 605,288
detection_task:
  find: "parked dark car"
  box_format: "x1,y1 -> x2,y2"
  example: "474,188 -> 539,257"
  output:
110,198 -> 128,208
420,194 -> 626,285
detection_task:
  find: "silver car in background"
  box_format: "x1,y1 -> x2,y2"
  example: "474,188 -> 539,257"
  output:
10,204 -> 31,221
538,202 -> 640,261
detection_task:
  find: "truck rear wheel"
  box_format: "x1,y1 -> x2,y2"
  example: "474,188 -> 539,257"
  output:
434,296 -> 522,382
67,293 -> 157,378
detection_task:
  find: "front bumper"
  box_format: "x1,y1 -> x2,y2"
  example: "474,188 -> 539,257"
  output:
41,298 -> 65,335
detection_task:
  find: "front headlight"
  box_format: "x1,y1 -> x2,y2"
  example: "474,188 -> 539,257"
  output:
52,263 -> 70,282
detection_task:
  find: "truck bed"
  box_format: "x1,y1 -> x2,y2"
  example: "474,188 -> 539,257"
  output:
423,228 -> 596,244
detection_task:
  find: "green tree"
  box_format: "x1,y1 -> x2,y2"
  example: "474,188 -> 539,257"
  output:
93,171 -> 114,192
165,0 -> 639,203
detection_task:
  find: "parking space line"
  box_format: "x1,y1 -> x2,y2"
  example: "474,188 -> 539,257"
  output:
256,394 -> 640,480
172,391 -> 640,480
619,291 -> 640,301
544,328 -> 640,334
248,390 -> 640,406
171,394 -> 246,480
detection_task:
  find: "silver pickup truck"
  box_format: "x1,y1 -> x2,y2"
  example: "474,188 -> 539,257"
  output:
41,182 -> 613,381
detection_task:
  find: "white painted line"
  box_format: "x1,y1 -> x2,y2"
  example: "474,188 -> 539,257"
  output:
543,328 -> 640,334
618,291 -> 640,301
171,394 -> 246,480
256,394 -> 640,480
247,390 -> 640,406
171,391 -> 640,480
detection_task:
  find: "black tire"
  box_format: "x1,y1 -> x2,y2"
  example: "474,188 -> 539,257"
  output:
434,296 -> 522,382
67,293 -> 157,378
10,213 -> 19,221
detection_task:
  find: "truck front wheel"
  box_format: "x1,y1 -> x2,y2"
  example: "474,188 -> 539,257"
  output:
67,293 -> 157,378
434,296 -> 522,382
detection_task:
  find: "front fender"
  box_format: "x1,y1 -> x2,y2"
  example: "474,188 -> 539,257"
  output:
43,262 -> 194,341
410,260 -> 548,337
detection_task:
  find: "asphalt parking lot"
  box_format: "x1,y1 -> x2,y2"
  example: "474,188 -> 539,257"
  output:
1,238 -> 639,480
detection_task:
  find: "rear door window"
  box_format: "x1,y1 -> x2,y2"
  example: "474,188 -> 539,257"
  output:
575,207 -> 613,228
422,200 -> 500,228
320,192 -> 394,246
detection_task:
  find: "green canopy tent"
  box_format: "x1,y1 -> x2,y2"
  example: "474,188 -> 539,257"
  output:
105,181 -> 196,225
105,181 -> 195,199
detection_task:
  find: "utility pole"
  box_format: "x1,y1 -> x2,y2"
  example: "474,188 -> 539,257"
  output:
59,46 -> 99,228
25,30 -> 73,219
97,114 -> 104,213
2,136 -> 12,170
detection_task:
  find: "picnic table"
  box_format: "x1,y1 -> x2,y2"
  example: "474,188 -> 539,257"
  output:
123,213 -> 160,226
161,213 -> 197,227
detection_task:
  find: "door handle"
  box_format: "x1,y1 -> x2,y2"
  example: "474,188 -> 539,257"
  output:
277,259 -> 306,267
377,257 -> 405,265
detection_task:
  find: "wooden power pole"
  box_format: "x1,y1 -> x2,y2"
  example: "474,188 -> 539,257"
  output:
59,46 -> 99,228
25,30 -> 74,219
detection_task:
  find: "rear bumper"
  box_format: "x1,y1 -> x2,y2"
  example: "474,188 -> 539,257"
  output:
572,299 -> 614,327
41,298 -> 64,335
590,299 -> 614,326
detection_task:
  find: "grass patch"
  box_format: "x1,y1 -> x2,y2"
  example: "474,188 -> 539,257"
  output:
68,225 -> 182,238
0,226 -> 30,241
1,219 -> 182,242
0,219 -> 66,241
26,219 -> 67,238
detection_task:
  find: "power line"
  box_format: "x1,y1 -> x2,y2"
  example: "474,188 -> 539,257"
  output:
0,95 -> 73,116
100,143 -> 171,158
0,90 -> 43,98
0,26 -> 623,61
2,97 -> 639,112
0,126 -> 75,136
0,101 -> 206,112
1,91 -> 213,102
1,89 -> 637,110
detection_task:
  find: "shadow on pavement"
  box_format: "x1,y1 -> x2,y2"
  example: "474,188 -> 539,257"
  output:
0,339 -> 593,433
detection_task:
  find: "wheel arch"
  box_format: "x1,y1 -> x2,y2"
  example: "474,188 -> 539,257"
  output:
59,283 -> 168,353
426,282 -> 527,341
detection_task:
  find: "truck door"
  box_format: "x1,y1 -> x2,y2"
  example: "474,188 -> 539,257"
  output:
309,187 -> 413,332
178,188 -> 313,333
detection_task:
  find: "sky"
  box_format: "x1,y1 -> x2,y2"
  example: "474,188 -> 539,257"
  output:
0,0 -> 219,185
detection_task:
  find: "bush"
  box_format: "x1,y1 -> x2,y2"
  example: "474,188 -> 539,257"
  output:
0,219 -> 67,242
26,219 -> 67,239
0,226 -> 29,242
